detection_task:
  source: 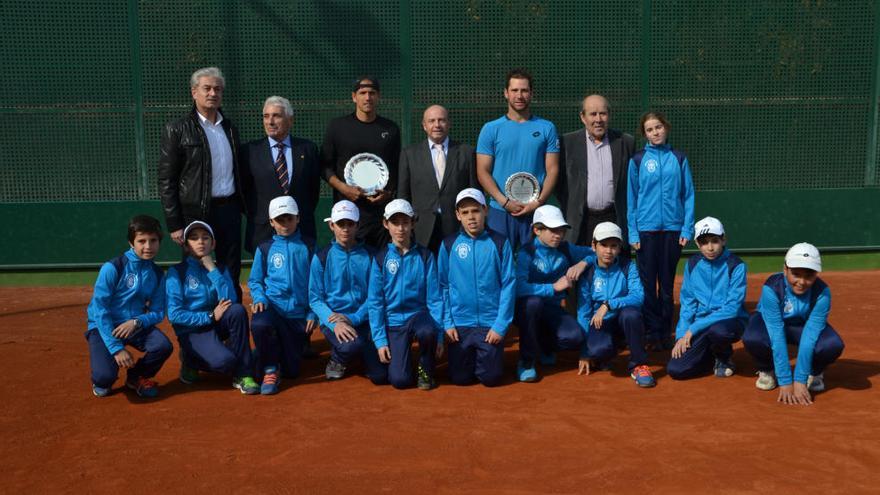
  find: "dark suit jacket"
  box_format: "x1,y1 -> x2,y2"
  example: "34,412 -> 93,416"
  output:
558,128 -> 635,244
397,139 -> 476,246
241,135 -> 321,253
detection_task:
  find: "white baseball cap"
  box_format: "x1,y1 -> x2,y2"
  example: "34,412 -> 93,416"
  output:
268,196 -> 299,219
593,221 -> 623,242
785,242 -> 822,272
383,198 -> 416,219
183,220 -> 214,239
455,188 -> 486,207
694,216 -> 724,239
324,200 -> 360,223
532,205 -> 570,229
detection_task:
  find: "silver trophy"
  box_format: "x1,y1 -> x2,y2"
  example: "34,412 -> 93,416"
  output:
504,172 -> 540,203
344,153 -> 389,196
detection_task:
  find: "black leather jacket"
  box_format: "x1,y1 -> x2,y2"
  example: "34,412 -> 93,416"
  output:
157,106 -> 243,232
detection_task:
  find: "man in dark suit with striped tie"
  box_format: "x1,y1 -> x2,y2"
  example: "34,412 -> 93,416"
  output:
397,104 -> 477,252
241,96 -> 321,253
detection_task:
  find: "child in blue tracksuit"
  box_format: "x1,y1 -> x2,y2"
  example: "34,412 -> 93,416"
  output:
438,188 -> 515,387
668,217 -> 748,380
309,200 -> 387,384
627,111 -> 695,349
577,222 -> 654,387
248,196 -> 318,395
368,199 -> 443,390
514,205 -> 594,382
85,215 -> 172,398
166,221 -> 259,395
743,243 -> 844,406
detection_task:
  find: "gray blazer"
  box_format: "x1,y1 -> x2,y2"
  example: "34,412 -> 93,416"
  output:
397,139 -> 476,246
558,128 -> 635,244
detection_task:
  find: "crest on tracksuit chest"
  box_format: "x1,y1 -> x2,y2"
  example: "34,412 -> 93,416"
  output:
124,273 -> 138,289
456,242 -> 471,259
593,276 -> 606,292
783,297 -> 794,315
271,252 -> 284,269
386,258 -> 399,275
186,275 -> 200,290
644,159 -> 659,173
534,258 -> 546,272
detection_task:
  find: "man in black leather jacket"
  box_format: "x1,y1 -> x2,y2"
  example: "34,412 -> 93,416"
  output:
157,67 -> 244,299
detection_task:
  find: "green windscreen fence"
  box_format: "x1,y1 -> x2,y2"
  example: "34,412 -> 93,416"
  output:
1,0 -> 879,267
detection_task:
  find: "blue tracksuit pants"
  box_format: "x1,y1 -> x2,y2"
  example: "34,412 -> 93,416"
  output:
322,322 -> 388,385
176,303 -> 254,378
667,318 -> 744,380
385,310 -> 439,389
447,326 -> 504,386
742,312 -> 844,376
514,295 -> 583,363
86,326 -> 173,388
586,307 -> 647,371
251,307 -> 307,379
636,230 -> 682,344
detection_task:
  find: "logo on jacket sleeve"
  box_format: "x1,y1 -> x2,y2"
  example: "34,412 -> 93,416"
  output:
125,273 -> 137,289
271,253 -> 284,269
186,275 -> 200,290
386,258 -> 399,275
644,159 -> 658,173
456,243 -> 471,259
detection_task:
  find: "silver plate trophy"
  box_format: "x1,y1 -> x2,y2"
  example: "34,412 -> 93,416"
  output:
344,153 -> 389,195
504,171 -> 540,203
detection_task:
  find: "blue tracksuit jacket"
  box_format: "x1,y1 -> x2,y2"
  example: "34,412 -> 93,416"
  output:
675,249 -> 748,339
248,231 -> 315,320
367,243 -> 443,348
577,257 -> 644,331
308,241 -> 372,331
438,230 -> 516,335
516,237 -> 595,305
86,249 -> 166,354
756,273 -> 832,386
166,257 -> 238,335
626,143 -> 695,244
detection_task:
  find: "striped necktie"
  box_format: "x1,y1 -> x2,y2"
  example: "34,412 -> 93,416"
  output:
275,142 -> 289,192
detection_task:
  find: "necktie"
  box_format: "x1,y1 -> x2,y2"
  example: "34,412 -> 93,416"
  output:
275,142 -> 289,192
433,143 -> 446,188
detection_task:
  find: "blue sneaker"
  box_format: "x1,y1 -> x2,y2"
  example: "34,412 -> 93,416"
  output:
92,384 -> 110,397
713,358 -> 735,378
539,352 -> 557,367
630,365 -> 656,388
261,366 -> 280,395
517,360 -> 538,382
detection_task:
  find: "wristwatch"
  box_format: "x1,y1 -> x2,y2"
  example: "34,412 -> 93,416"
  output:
133,318 -> 143,330
209,311 -> 215,322
601,300 -> 611,310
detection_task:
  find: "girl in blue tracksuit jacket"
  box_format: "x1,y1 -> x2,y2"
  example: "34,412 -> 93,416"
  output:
577,222 -> 653,387
514,205 -> 594,382
309,201 -> 387,384
85,215 -> 171,398
438,189 -> 516,387
367,199 -> 443,390
166,221 -> 258,395
627,111 -> 695,348
668,217 -> 748,380
743,243 -> 844,406
248,196 -> 318,394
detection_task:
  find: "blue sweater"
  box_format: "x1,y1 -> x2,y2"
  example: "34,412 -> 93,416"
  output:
675,249 -> 748,339
308,241 -> 372,330
756,273 -> 832,386
438,230 -> 516,335
165,257 -> 238,335
516,237 -> 595,305
248,231 -> 315,320
86,249 -> 165,354
626,143 -> 695,244
367,244 -> 443,348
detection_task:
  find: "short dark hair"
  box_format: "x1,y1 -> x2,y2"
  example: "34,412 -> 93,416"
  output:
505,68 -> 533,89
128,215 -> 163,243
639,111 -> 672,137
352,75 -> 380,92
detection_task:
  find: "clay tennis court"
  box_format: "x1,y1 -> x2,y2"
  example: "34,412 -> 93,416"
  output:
2,270 -> 878,494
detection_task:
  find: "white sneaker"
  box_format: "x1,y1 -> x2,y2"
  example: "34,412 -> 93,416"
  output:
807,373 -> 825,393
756,371 -> 777,391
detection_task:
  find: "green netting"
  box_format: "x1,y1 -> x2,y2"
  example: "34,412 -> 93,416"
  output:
0,0 -> 878,207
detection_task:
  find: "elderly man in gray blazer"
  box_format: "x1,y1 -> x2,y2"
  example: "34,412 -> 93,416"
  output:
558,94 -> 635,246
397,105 -> 477,251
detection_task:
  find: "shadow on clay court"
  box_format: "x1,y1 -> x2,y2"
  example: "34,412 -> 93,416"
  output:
823,358 -> 879,392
